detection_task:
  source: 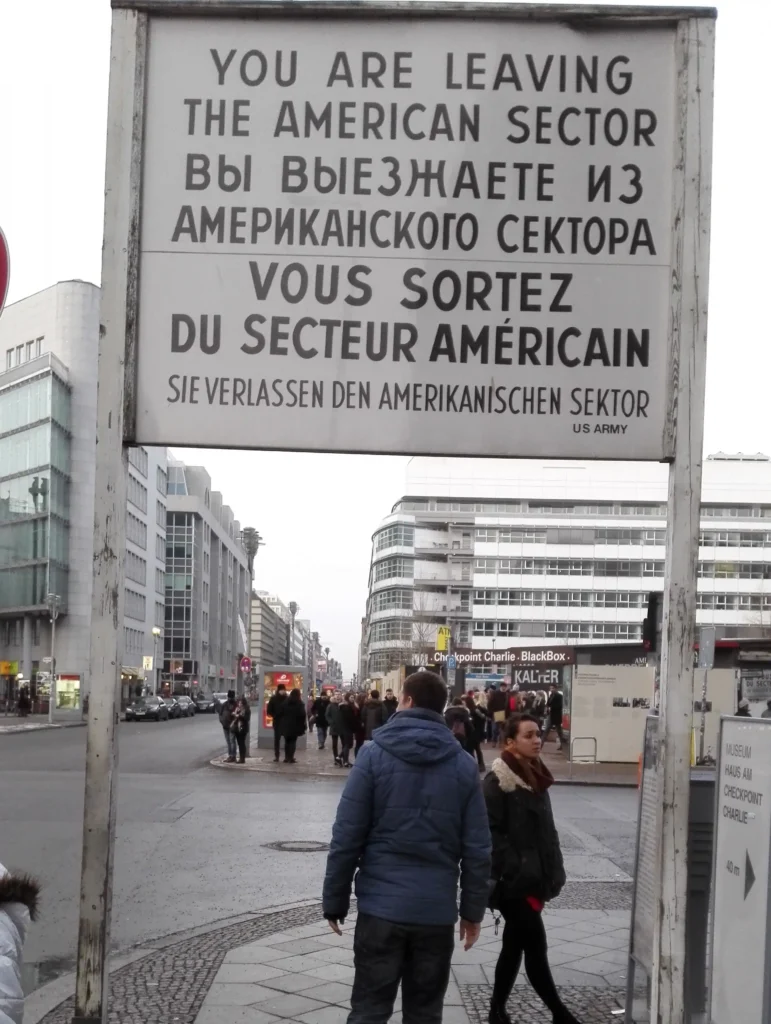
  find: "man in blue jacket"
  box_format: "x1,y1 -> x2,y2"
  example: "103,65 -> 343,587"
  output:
322,671 -> 492,1024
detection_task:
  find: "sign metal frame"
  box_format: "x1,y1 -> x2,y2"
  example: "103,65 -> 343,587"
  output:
76,5 -> 716,1024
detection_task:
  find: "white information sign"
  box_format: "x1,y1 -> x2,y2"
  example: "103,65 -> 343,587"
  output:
135,16 -> 677,457
710,718 -> 771,1024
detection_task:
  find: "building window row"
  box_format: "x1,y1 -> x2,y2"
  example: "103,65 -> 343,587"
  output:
155,567 -> 165,594
698,593 -> 771,610
156,466 -> 168,495
5,338 -> 44,371
156,499 -> 166,528
473,527 -> 771,547
128,446 -> 148,478
473,558 -> 665,577
698,562 -> 771,580
374,557 -> 414,583
371,587 -> 414,613
473,620 -> 643,641
155,601 -> 164,628
155,532 -> 165,562
125,550 -> 147,585
124,587 -> 146,622
397,499 -> 771,520
126,510 -> 147,550
375,524 -> 415,551
474,589 -> 648,608
127,474 -> 147,514
123,626 -> 144,654
369,619 -> 414,643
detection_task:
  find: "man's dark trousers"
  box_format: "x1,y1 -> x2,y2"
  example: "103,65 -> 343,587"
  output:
273,730 -> 282,760
348,912 -> 454,1024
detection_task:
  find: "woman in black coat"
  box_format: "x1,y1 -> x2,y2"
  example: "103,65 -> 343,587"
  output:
483,713 -> 581,1024
279,689 -> 307,764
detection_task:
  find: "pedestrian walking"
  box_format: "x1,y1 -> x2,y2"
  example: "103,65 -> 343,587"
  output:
737,698 -> 752,717
16,689 -> 30,719
327,692 -> 343,764
337,694 -> 357,768
323,671 -> 492,1024
445,697 -> 473,752
232,696 -> 251,764
762,699 -> 771,719
488,683 -> 511,746
382,689 -> 398,721
543,684 -> 565,751
0,862 -> 40,1024
464,691 -> 487,772
362,689 -> 387,740
280,688 -> 307,763
267,684 -> 288,763
311,692 -> 331,749
219,690 -> 237,763
484,714 -> 581,1024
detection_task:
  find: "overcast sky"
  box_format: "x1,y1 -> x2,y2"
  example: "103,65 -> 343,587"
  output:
1,0 -> 768,674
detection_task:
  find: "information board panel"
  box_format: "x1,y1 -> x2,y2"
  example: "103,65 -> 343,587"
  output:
133,13 -> 681,458
710,718 -> 771,1024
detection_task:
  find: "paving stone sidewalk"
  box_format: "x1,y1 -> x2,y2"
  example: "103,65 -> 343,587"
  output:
211,739 -> 638,787
0,716 -> 85,735
193,903 -> 631,1024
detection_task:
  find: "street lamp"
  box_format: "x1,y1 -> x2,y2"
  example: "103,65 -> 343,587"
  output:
152,627 -> 162,696
46,593 -> 61,725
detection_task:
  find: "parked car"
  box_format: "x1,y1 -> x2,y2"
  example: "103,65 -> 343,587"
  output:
125,696 -> 169,722
163,697 -> 183,719
176,696 -> 196,717
194,693 -> 216,713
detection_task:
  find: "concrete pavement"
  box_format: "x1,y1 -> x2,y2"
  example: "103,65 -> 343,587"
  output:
211,737 -> 639,786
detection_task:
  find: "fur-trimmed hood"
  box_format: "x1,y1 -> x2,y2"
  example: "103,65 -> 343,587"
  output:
0,870 -> 39,920
489,757 -> 534,794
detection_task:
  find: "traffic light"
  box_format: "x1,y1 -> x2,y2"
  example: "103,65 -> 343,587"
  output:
642,592 -> 660,652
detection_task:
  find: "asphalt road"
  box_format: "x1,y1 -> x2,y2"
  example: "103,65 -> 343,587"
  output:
0,716 -> 638,989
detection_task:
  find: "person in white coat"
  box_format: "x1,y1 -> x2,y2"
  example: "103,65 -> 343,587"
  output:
0,864 -> 39,1024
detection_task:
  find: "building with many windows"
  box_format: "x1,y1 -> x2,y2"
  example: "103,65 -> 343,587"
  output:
249,592 -> 290,676
0,281 -> 168,709
364,455 -> 771,678
165,457 -> 250,693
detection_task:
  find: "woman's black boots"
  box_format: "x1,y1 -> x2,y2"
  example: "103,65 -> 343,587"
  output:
488,1000 -> 513,1024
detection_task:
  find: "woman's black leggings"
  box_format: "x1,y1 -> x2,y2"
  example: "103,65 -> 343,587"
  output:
493,899 -> 575,1020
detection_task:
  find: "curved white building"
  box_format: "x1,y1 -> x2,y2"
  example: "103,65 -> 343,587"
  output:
365,454 -> 771,678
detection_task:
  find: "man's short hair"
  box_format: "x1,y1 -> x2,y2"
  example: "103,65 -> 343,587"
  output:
276,684 -> 286,693
370,689 -> 381,699
403,671 -> 448,715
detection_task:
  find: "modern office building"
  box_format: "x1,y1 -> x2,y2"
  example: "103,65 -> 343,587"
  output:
249,591 -> 290,675
0,281 -> 168,709
364,455 -> 771,678
165,456 -> 250,693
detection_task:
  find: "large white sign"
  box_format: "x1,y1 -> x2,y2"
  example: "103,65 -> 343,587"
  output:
710,718 -> 771,1024
135,16 -> 678,457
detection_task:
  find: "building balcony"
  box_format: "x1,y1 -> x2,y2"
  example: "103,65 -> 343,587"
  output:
414,540 -> 450,556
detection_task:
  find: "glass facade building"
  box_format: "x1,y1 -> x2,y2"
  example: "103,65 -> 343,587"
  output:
0,358 -> 71,615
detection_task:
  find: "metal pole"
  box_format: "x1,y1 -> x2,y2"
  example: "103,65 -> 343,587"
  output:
698,667 -> 708,763
650,17 -> 714,1024
72,9 -> 145,1023
48,603 -> 56,725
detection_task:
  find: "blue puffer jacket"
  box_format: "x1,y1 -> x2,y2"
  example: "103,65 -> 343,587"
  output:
322,708 -> 491,926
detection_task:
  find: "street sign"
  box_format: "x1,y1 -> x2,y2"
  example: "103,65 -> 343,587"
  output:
447,655 -> 457,670
131,12 -> 683,461
436,627 -> 451,653
698,625 -> 716,669
142,655 -> 154,671
710,718 -> 771,1024
240,656 -> 252,674
41,656 -> 53,664
0,227 -> 9,317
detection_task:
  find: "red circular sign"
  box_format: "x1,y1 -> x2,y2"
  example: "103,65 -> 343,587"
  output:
0,229 -> 9,315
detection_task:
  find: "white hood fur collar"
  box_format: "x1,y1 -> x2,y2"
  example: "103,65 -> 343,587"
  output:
490,757 -> 533,794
